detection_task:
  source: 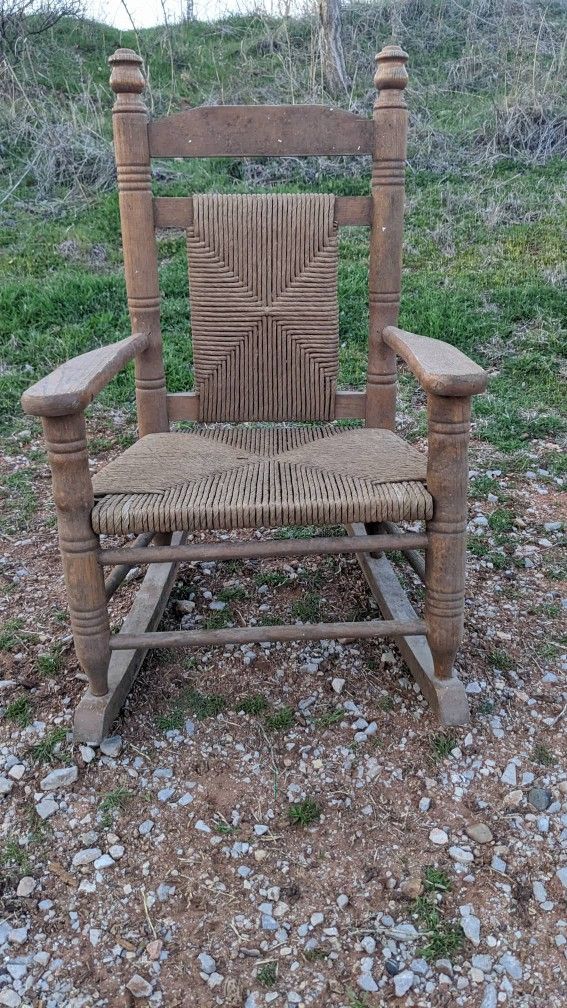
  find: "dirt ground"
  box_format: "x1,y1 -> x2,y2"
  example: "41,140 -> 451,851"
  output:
0,420 -> 565,1008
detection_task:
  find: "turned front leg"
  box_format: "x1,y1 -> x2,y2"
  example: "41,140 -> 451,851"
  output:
43,414 -> 110,696
425,395 -> 470,680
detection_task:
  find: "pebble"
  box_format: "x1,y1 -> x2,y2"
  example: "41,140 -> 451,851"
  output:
357,974 -> 378,993
35,798 -> 58,820
419,797 -> 431,813
126,974 -> 153,998
331,677 -> 345,694
385,959 -> 400,977
7,928 -> 28,945
39,765 -> 78,791
429,828 -> 448,845
556,867 -> 567,890
72,847 -> 102,866
198,952 -> 216,975
16,876 -> 36,897
491,856 -> 507,874
195,819 -> 211,833
109,844 -> 124,860
466,822 -> 493,844
79,745 -> 96,763
361,936 -> 376,954
393,970 -> 414,997
499,953 -> 522,979
527,787 -> 551,811
157,787 -> 175,802
0,991 -> 21,1007
208,972 -> 224,988
449,845 -> 474,864
94,854 -> 114,869
532,880 -> 547,903
0,776 -> 13,796
462,915 -> 481,945
501,762 -> 517,786
310,912 -> 324,926
336,893 -> 349,909
138,820 -> 154,836
480,985 -> 497,1008
8,764 -> 25,781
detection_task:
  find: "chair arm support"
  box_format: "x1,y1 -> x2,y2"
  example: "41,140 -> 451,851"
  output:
383,325 -> 488,397
21,333 -> 150,417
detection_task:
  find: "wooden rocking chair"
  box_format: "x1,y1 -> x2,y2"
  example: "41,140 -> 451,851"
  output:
21,45 -> 487,744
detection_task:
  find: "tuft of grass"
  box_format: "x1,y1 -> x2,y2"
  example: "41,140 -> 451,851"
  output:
236,693 -> 269,715
413,895 -> 464,963
424,866 -> 452,892
315,707 -> 344,728
217,585 -> 247,602
430,732 -> 456,760
257,962 -> 278,987
265,706 -> 295,732
378,695 -> 395,712
532,742 -> 555,767
203,609 -> 234,630
4,695 -> 33,728
28,726 -> 68,764
214,821 -> 238,836
36,647 -> 63,676
0,618 -> 37,651
157,687 -> 227,729
0,838 -> 30,872
488,508 -> 515,535
254,571 -> 290,589
98,786 -> 134,827
291,592 -> 321,622
469,475 -> 506,501
488,648 -> 515,670
288,797 -> 322,827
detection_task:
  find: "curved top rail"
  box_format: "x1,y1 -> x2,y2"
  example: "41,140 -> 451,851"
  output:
148,104 -> 374,158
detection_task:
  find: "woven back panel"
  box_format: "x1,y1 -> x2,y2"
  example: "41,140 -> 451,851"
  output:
187,193 -> 339,422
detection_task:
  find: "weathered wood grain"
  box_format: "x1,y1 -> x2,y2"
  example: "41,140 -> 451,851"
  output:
165,390 -> 367,422
153,195 -> 372,229
383,326 -> 488,397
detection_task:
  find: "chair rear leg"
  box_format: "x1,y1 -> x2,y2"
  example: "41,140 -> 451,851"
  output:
424,395 -> 470,680
43,414 -> 110,696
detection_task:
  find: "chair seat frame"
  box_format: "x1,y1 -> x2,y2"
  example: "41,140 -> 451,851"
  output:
22,45 -> 487,743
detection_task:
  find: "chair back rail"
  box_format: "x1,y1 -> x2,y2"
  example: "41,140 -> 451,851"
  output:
108,44 -> 409,430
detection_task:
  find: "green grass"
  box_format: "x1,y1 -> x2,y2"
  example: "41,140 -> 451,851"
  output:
98,786 -> 134,827
288,797 -> 322,827
217,585 -> 247,602
28,726 -> 68,764
36,647 -> 63,676
257,962 -> 278,987
315,707 -> 344,728
488,649 -> 515,670
291,592 -> 321,622
424,867 -> 452,892
430,732 -> 456,760
4,695 -> 33,728
0,838 -> 30,872
532,742 -> 555,767
157,686 -> 227,730
236,693 -> 269,715
0,618 -> 37,651
202,609 -> 234,630
413,895 -> 464,962
254,571 -> 290,589
265,706 -> 295,732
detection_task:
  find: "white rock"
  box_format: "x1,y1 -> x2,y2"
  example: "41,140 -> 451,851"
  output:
331,677 -> 345,694
449,846 -> 474,864
394,970 -> 414,997
0,776 -> 13,796
16,876 -> 36,897
100,735 -> 122,757
357,974 -> 378,993
8,764 -> 25,781
195,820 -> 211,833
79,745 -> 96,763
109,844 -> 125,860
7,928 -> 28,945
556,867 -> 567,890
429,828 -> 448,845
462,915 -> 481,945
198,952 -> 216,975
480,985 -> 497,1008
40,765 -> 78,791
126,974 -> 153,998
337,893 -> 349,909
501,762 -> 517,786
0,990 -> 21,1007
94,854 -> 115,869
532,881 -> 547,903
72,847 -> 102,867
138,820 -> 154,836
419,797 -> 431,813
35,799 -> 58,820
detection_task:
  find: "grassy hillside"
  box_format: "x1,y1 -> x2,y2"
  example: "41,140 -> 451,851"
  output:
0,1 -> 565,475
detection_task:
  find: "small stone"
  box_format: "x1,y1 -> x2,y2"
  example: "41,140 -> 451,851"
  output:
40,765 -> 78,791
100,735 -> 122,757
361,936 -> 376,954
532,880 -> 547,903
503,789 -> 523,808
480,985 -> 497,1008
146,939 -> 163,960
72,847 -> 102,867
429,828 -> 448,845
400,877 -> 423,899
0,991 -> 21,1007
336,893 -> 349,909
419,797 -> 431,813
462,915 -> 481,945
198,952 -> 216,975
138,820 -> 154,836
385,959 -> 400,977
109,844 -> 125,860
157,787 -> 175,802
501,763 -> 517,786
195,819 -> 211,833
7,927 -> 28,945
8,764 -> 25,781
472,955 -> 493,972
0,776 -> 13,796
177,792 -> 194,806
310,912 -> 324,925
498,953 -> 522,979
208,972 -> 224,988
393,970 -> 414,997
16,876 -> 36,897
466,822 -> 493,844
126,973 -> 153,998
35,798 -> 58,820
79,745 -> 96,763
94,854 -> 115,869
254,824 -> 269,836
331,677 -> 345,694
491,856 -> 507,874
527,787 -> 552,811
449,845 -> 474,864
556,867 -> 567,890
357,975 -> 378,993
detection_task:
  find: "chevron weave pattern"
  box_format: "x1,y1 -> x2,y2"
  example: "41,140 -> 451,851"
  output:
187,194 -> 339,422
91,426 -> 432,535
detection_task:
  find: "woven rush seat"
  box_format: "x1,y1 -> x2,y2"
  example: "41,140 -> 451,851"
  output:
91,425 -> 432,535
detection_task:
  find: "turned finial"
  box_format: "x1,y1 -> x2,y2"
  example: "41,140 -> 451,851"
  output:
109,48 -> 145,94
374,43 -> 409,92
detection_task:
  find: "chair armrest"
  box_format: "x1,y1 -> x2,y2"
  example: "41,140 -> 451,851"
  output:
383,325 -> 488,397
21,333 -> 150,417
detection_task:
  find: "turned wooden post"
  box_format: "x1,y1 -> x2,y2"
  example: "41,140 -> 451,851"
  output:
367,43 -> 408,430
425,395 -> 470,679
109,48 -> 168,436
43,414 -> 110,696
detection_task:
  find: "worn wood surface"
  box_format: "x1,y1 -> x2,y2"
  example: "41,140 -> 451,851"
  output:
43,414 -> 110,697
166,390 -> 367,421
153,195 -> 372,230
149,104 -> 374,157
104,531 -> 154,601
366,44 -> 408,430
111,619 -> 427,651
425,395 -> 471,680
21,334 -> 148,418
110,48 -> 169,436
74,532 -> 184,743
383,326 -> 488,397
99,532 -> 429,567
349,522 -> 470,724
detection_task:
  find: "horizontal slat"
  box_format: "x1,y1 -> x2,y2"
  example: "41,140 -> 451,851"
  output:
110,619 -> 427,651
154,195 -> 372,230
149,105 -> 374,158
166,390 -> 367,422
104,532 -> 154,601
99,533 -> 428,567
